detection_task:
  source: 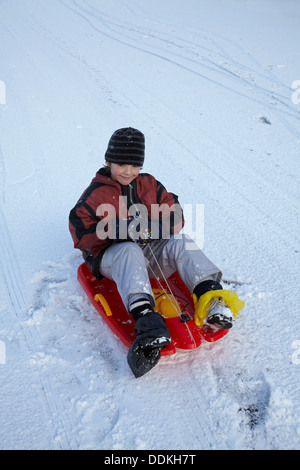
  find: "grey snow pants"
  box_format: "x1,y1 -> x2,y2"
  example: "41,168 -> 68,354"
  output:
99,234 -> 222,311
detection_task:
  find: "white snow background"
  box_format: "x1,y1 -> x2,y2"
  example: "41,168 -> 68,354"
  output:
0,0 -> 300,450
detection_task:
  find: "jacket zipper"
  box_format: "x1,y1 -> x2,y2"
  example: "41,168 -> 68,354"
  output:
127,183 -> 140,217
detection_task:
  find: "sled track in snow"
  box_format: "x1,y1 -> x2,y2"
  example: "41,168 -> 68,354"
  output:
59,0 -> 300,137
0,206 -> 27,315
178,368 -> 219,449
0,205 -> 79,449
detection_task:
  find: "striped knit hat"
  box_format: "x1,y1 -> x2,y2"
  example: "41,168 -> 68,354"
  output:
105,127 -> 145,166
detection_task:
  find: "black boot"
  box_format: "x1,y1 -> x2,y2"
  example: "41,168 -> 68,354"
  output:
127,301 -> 171,378
133,305 -> 171,348
193,280 -> 232,330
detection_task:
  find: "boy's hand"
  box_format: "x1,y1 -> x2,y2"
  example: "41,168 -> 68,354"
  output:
115,217 -> 166,245
128,217 -> 152,245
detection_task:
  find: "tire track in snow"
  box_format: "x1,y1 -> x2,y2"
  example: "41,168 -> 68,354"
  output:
0,206 -> 27,315
0,204 -> 79,449
87,0 -> 291,98
125,0 -> 299,122
180,368 -> 222,449
65,0 -> 300,138
0,12 -> 84,446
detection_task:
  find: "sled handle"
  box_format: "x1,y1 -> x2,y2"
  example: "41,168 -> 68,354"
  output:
94,294 -> 113,316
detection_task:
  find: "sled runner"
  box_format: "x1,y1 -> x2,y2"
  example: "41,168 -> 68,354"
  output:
77,262 -> 229,357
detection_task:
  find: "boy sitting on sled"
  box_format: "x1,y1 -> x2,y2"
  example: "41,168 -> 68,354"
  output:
69,128 -> 244,375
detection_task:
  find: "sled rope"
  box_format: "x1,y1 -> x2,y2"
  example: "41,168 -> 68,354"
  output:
147,243 -> 182,316
147,244 -> 197,348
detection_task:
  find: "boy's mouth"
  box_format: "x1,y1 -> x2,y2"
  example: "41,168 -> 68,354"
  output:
120,175 -> 133,181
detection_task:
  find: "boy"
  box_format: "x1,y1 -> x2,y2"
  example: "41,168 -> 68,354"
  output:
69,128 -> 243,375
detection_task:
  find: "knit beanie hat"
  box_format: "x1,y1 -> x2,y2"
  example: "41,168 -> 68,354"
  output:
105,127 -> 145,166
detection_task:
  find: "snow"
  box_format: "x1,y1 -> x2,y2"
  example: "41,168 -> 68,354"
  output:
0,0 -> 299,451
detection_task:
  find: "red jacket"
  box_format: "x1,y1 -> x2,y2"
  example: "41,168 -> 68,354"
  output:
69,168 -> 184,278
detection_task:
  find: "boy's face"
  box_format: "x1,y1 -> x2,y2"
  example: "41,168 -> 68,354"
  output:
108,163 -> 141,185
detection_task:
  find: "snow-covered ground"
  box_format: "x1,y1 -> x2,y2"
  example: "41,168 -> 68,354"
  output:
0,0 -> 300,450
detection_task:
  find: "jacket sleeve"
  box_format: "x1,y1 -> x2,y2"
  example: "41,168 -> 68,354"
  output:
69,188 -> 111,277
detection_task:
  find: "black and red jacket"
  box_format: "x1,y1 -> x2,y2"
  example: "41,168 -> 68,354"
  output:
69,168 -> 184,278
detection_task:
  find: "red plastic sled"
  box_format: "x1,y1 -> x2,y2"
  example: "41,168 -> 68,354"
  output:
77,263 -> 229,356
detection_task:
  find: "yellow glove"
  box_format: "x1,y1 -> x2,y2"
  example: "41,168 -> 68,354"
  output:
192,289 -> 245,327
